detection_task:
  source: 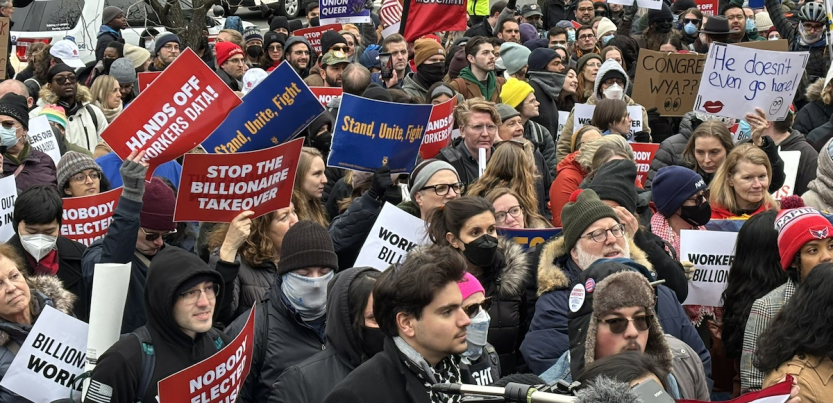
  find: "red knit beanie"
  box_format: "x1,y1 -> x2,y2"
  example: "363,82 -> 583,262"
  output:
775,207 -> 833,270
216,41 -> 244,67
141,178 -> 176,232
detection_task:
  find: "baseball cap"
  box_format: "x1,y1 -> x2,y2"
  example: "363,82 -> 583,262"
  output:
321,50 -> 350,66
50,39 -> 86,69
521,4 -> 543,17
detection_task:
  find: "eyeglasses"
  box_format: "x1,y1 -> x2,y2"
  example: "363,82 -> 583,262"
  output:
467,124 -> 498,134
803,23 -> 824,32
579,34 -> 596,40
226,57 -> 246,65
70,171 -> 100,183
462,298 -> 492,318
585,61 -> 602,68
582,223 -> 626,243
600,314 -> 653,334
162,44 -> 180,52
53,75 -> 77,85
495,205 -> 523,224
268,45 -> 283,52
331,45 -> 349,52
140,227 -> 177,241
179,283 -> 219,304
421,182 -> 463,196
603,77 -> 624,87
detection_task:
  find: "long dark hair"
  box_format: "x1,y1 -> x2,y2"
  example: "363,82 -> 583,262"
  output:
426,196 -> 495,247
348,268 -> 381,358
754,263 -> 833,372
575,351 -> 670,391
720,210 -> 787,359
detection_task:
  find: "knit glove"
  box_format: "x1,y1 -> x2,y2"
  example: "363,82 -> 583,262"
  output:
681,260 -> 696,281
120,159 -> 148,202
367,165 -> 393,200
633,130 -> 651,143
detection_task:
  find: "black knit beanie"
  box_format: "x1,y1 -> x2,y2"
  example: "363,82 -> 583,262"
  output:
278,220 -> 338,275
648,3 -> 673,25
586,159 -> 639,214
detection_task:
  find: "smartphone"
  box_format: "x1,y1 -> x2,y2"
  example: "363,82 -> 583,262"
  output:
630,379 -> 675,403
379,52 -> 393,79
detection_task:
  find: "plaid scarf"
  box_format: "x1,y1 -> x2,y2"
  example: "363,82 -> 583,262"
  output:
394,336 -> 463,403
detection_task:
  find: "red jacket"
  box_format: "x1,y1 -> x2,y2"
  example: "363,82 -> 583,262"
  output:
549,151 -> 587,227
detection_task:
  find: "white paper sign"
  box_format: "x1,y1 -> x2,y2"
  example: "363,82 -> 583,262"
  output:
573,104 -> 643,139
354,202 -> 430,271
0,306 -> 89,403
556,111 -> 569,144
772,150 -> 802,200
26,115 -> 61,166
694,43 -> 808,121
0,175 -> 16,243
83,263 -> 131,378
681,230 -> 739,307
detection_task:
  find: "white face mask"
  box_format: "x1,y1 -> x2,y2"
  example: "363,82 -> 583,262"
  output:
280,271 -> 334,321
462,308 -> 491,359
20,234 -> 57,262
145,39 -> 156,52
603,83 -> 624,100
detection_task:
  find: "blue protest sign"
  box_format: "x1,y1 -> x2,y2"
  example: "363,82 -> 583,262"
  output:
201,62 -> 324,154
319,0 -> 372,25
327,93 -> 432,173
497,227 -> 563,250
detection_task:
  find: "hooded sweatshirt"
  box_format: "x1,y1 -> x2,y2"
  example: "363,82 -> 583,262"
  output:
270,267 -> 378,403
528,70 -> 566,140
83,248 -> 231,403
283,36 -> 313,78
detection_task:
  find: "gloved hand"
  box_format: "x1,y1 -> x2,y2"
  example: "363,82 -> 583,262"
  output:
681,260 -> 696,281
624,3 -> 639,18
120,150 -> 149,202
646,107 -> 661,121
633,130 -> 651,143
367,165 -> 393,200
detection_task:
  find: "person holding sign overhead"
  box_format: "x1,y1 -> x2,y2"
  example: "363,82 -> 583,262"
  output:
0,93 -> 57,192
0,245 -> 77,402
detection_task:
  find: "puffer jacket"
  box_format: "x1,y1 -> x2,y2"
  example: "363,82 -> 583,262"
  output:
549,151 -> 586,227
209,250 -> 278,320
402,73 -> 429,103
269,267 -> 378,403
519,234 -> 710,376
529,71 -> 566,145
646,111 -> 701,189
30,85 -> 109,153
803,138 -> 833,211
2,144 -> 57,192
0,276 -> 76,403
794,78 -> 833,136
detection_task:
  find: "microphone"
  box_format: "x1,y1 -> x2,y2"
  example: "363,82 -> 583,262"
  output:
431,383 -> 577,403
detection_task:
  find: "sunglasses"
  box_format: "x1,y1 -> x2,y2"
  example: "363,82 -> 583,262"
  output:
140,227 -> 177,241
53,76 -> 78,85
600,314 -> 653,334
462,298 -> 492,318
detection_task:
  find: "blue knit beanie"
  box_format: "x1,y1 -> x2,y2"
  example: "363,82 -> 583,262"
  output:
652,166 -> 708,217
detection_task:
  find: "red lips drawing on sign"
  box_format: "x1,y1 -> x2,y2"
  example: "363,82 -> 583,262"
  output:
702,101 -> 723,113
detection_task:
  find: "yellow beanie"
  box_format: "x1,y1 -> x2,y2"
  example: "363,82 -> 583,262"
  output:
500,78 -> 534,108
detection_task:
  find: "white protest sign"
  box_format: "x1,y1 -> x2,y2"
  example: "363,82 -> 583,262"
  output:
772,150 -> 802,200
26,115 -> 61,165
0,175 -> 16,242
0,305 -> 88,403
556,111 -> 569,144
354,202 -> 430,271
681,230 -> 738,307
694,43 -> 808,121
83,262 -> 131,395
573,104 -> 643,139
606,0 -> 634,6
637,0 -> 663,9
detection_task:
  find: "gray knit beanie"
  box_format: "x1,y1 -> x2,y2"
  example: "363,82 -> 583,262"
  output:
277,220 -> 338,275
102,6 -> 123,25
408,159 -> 460,200
57,151 -> 101,191
109,58 -> 137,85
499,42 -> 531,76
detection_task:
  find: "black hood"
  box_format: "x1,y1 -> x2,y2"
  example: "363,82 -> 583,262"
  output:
325,267 -> 379,367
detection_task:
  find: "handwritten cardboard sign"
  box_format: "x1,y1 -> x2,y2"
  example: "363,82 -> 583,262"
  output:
0,18 -> 9,79
633,49 -> 706,117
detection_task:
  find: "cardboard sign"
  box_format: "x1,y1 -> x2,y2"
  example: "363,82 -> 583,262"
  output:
319,0 -> 372,24
354,202 -> 429,270
158,306 -> 255,403
175,138 -> 304,222
292,24 -> 342,55
310,86 -> 343,107
0,18 -> 8,79
328,93 -> 432,173
0,175 -> 16,243
695,0 -> 717,15
694,44 -> 807,121
202,62 -> 323,154
573,104 -> 643,139
419,97 -> 456,159
60,188 -> 122,247
681,230 -> 739,307
631,143 -> 660,186
137,72 -> 162,92
497,227 -> 562,250
772,150 -> 802,200
26,115 -> 61,165
0,306 -> 88,402
101,49 -> 242,180
633,49 -> 706,117
84,263 -> 131,379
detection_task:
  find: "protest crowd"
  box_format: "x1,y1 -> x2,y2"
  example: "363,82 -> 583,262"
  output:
1,0 -> 833,401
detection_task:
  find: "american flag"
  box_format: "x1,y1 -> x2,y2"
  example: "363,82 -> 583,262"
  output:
678,376 -> 792,403
380,0 -> 402,28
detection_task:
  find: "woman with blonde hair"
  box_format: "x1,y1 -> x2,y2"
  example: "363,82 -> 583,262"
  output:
89,75 -> 123,123
486,187 -> 551,229
292,147 -> 329,227
709,144 -> 780,219
467,141 -> 544,218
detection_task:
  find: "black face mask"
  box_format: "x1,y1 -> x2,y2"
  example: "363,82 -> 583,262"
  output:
310,130 -> 332,154
416,62 -> 446,86
679,202 -> 711,227
462,234 -> 499,268
655,21 -> 673,33
360,326 -> 385,358
247,45 -> 263,59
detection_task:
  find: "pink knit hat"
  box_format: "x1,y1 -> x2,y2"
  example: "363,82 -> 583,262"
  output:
458,272 -> 485,301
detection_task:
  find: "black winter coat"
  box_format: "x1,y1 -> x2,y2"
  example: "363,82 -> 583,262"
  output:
326,176 -> 352,221
329,188 -> 405,271
777,130 -> 818,196
529,71 -> 565,144
794,79 -> 833,136
807,118 -> 833,151
209,251 -> 278,320
541,0 -> 575,30
464,20 -> 494,38
95,30 -> 120,62
269,267 -> 378,403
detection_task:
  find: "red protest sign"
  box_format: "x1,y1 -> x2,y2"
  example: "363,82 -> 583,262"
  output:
695,0 -> 717,15
292,24 -> 343,55
137,72 -> 161,92
419,97 -> 456,159
631,143 -> 660,187
175,138 -> 304,222
400,0 -> 466,41
101,49 -> 242,181
158,306 -> 255,403
310,87 -> 342,107
60,188 -> 122,247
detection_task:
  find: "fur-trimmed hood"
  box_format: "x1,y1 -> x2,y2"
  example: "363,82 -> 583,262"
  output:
806,77 -> 826,102
0,275 -> 76,347
535,235 -> 654,296
38,83 -> 94,106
